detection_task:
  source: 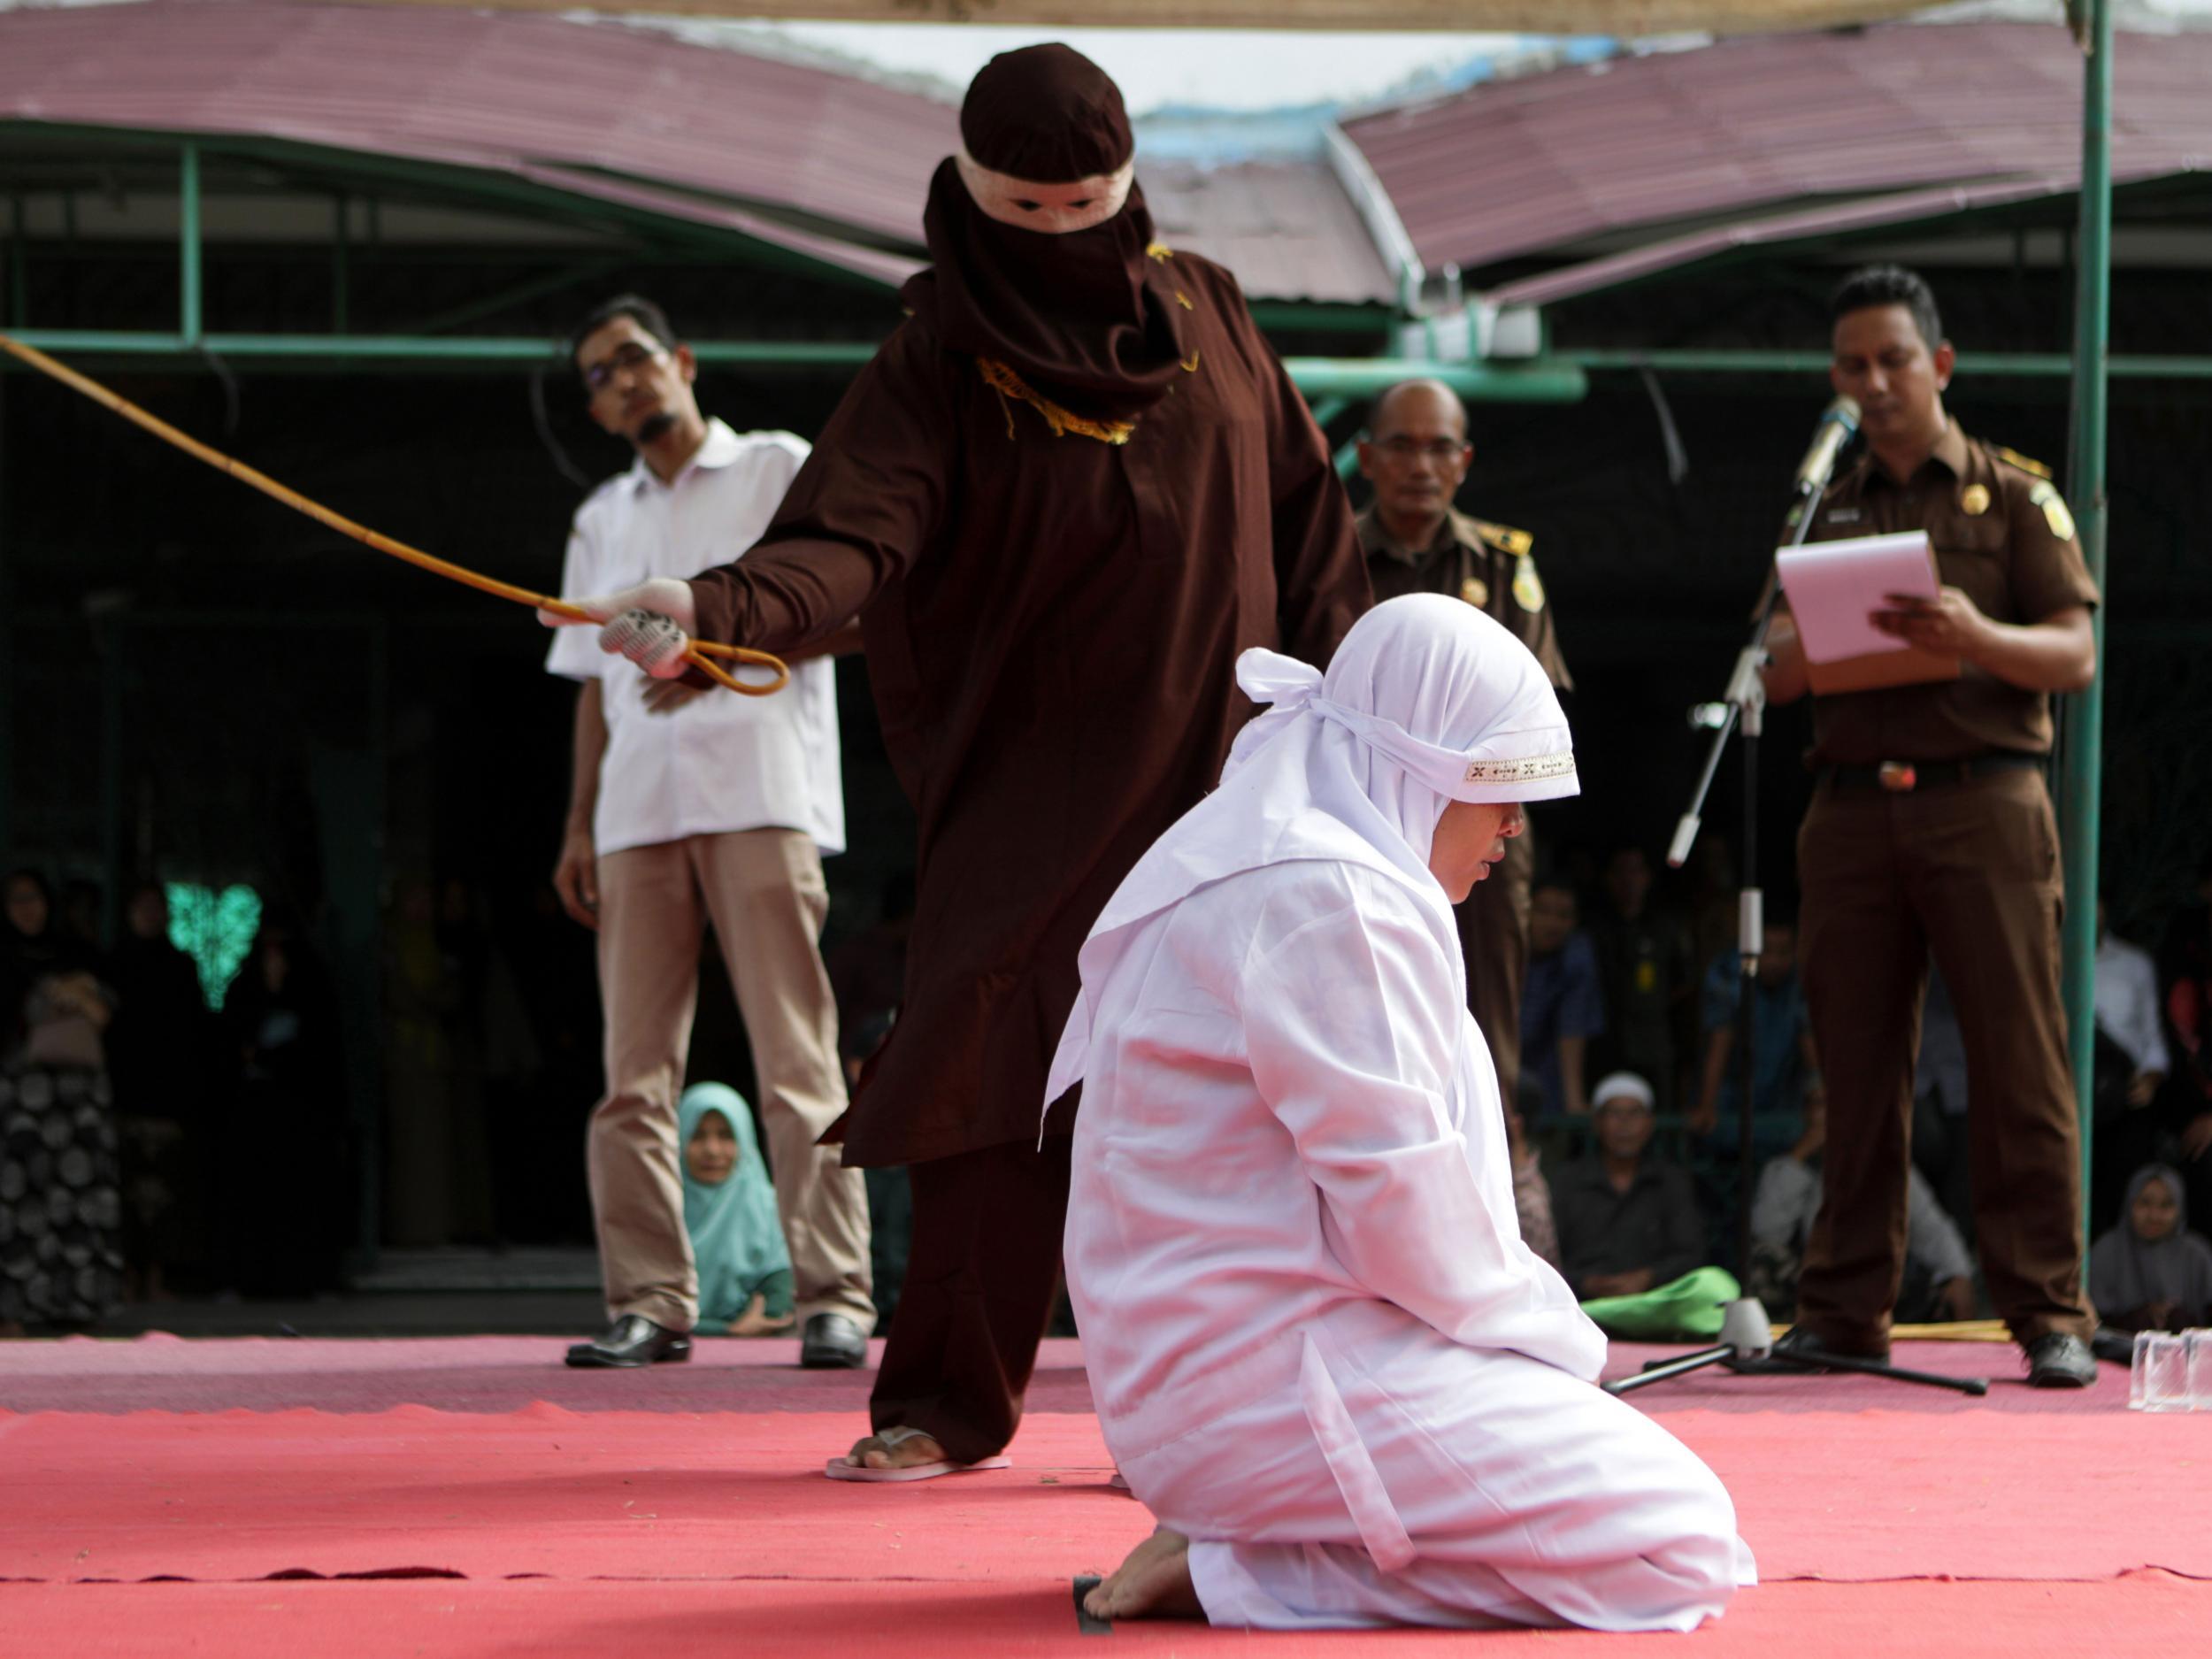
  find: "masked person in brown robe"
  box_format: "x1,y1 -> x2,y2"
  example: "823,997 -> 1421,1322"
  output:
544,42 -> 1370,1480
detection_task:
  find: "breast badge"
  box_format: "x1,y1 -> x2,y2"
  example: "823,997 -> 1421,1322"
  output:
2029,480 -> 2077,541
1960,483 -> 1990,516
1511,554 -> 1546,613
1459,576 -> 1489,609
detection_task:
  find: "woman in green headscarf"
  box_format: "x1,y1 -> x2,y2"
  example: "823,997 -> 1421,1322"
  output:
680,1083 -> 795,1336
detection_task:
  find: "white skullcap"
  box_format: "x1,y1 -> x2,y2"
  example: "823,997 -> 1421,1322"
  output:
1592,1072 -> 1656,1112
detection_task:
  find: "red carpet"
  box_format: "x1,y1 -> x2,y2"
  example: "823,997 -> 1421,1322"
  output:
4,1333 -> 2208,1655
5,1576 -> 2209,1659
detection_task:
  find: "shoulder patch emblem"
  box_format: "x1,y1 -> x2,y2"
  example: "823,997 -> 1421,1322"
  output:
2029,480 -> 2077,541
1469,518 -> 1534,558
1995,445 -> 2053,480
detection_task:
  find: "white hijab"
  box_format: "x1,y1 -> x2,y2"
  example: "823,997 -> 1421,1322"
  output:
1047,594 -> 1576,1104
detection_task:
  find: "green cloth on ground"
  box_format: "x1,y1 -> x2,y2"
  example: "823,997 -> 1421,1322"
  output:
1579,1266 -> 1741,1340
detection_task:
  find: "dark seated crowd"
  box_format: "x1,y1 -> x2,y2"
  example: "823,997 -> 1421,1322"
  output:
1509,838 -> 2212,1341
12,836 -> 2212,1344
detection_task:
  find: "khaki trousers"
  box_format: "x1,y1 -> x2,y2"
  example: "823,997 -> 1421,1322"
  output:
1794,768 -> 2093,1348
588,828 -> 873,1333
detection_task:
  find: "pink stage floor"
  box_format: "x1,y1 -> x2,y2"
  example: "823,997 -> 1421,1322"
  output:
3,1333 -> 2208,1656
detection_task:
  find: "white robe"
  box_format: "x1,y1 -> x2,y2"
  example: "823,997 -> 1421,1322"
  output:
1056,855 -> 1755,1632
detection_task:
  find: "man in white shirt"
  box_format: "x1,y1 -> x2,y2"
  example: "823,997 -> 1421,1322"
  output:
1053,597 -> 1749,1631
549,296 -> 872,1370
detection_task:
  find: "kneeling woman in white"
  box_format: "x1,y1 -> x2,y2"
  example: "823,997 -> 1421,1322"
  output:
1048,595 -> 1754,1631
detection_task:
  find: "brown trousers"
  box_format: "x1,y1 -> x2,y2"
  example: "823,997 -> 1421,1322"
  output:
589,829 -> 873,1333
1459,822 -> 1534,1110
1795,768 -> 2094,1348
869,1136 -> 1072,1467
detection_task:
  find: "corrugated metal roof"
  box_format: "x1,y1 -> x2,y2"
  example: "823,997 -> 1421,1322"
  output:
1142,159 -> 1395,305
1341,21 -> 2212,279
0,1 -> 1393,305
0,0 -> 951,281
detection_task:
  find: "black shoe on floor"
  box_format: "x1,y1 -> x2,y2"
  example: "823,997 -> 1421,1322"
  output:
799,1311 -> 869,1370
565,1315 -> 692,1370
2024,1332 -> 2098,1388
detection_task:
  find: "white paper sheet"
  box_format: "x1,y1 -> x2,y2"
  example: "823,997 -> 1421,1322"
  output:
1774,531 -> 1939,664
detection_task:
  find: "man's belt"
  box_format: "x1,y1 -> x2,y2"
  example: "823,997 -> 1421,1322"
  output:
1821,753 -> 2045,794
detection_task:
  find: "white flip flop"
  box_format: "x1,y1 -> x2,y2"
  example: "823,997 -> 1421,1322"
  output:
824,1425 -> 1012,1483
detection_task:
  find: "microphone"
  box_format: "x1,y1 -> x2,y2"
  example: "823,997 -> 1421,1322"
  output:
1792,395 -> 1861,497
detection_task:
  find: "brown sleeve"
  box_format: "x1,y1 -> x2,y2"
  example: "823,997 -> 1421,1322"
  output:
2004,472 -> 2101,622
1248,299 -> 1370,666
687,321 -> 956,657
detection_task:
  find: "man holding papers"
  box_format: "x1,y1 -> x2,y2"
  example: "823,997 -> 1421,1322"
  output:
1763,265 -> 2101,1389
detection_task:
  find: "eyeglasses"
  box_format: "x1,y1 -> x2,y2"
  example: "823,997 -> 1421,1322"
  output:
580,342 -> 668,396
1371,436 -> 1470,464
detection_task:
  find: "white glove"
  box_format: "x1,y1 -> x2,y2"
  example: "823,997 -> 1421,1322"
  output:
599,609 -> 692,680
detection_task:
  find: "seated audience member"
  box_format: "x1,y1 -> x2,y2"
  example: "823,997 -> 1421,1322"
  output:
1691,915 -> 1819,1151
2159,852 -> 2212,1238
1749,1092 -> 1975,1324
1056,597 -> 1750,1631
680,1083 -> 795,1337
1521,879 -> 1605,1122
2093,900 -> 2171,1232
1586,846 -> 1696,1113
2089,1164 -> 2212,1334
1550,1072 -> 1707,1301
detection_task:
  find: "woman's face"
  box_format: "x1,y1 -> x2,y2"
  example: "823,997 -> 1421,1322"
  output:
2131,1176 -> 2180,1242
686,1110 -> 740,1186
5,877 -> 49,940
1427,801 -> 1525,903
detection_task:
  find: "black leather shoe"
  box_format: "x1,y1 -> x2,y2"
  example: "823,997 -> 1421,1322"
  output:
2024,1332 -> 2098,1388
799,1311 -> 869,1370
1770,1326 -> 1891,1367
564,1315 -> 692,1370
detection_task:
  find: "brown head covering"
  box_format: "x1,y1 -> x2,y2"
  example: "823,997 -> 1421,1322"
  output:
902,43 -> 1187,424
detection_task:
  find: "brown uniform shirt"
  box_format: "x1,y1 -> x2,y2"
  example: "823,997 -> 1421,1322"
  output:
1801,421 -> 2098,767
687,251 -> 1370,1165
1358,505 -> 1571,691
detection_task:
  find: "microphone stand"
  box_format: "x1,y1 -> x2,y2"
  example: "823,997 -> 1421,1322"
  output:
1608,428 -> 1988,1401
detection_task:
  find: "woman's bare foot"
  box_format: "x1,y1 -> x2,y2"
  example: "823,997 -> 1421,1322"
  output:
1084,1528 -> 1202,1622
840,1427 -> 949,1472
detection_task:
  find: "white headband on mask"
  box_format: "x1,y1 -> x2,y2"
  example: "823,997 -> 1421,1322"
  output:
955,150 -> 1134,234
1233,651 -> 1578,806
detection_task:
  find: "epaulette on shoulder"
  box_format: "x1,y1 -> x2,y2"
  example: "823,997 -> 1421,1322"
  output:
1993,444 -> 2053,480
1468,517 -> 1534,557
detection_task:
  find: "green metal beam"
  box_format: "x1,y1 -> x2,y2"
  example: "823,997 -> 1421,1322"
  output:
2059,0 -> 2115,1240
1283,358 -> 1586,402
0,328 -> 883,367
179,142 -> 201,347
1561,348 -> 2212,379
1247,301 -> 1395,337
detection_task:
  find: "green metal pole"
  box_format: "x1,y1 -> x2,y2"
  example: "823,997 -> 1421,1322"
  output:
2058,0 -> 2113,1239
180,142 -> 203,348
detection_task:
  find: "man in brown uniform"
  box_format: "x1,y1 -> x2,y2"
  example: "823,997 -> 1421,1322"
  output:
1764,265 -> 2099,1386
1358,380 -> 1568,1111
549,45 -> 1370,1472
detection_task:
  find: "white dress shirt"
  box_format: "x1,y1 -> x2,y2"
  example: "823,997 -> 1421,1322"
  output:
546,419 -> 843,858
2096,933 -> 2170,1079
